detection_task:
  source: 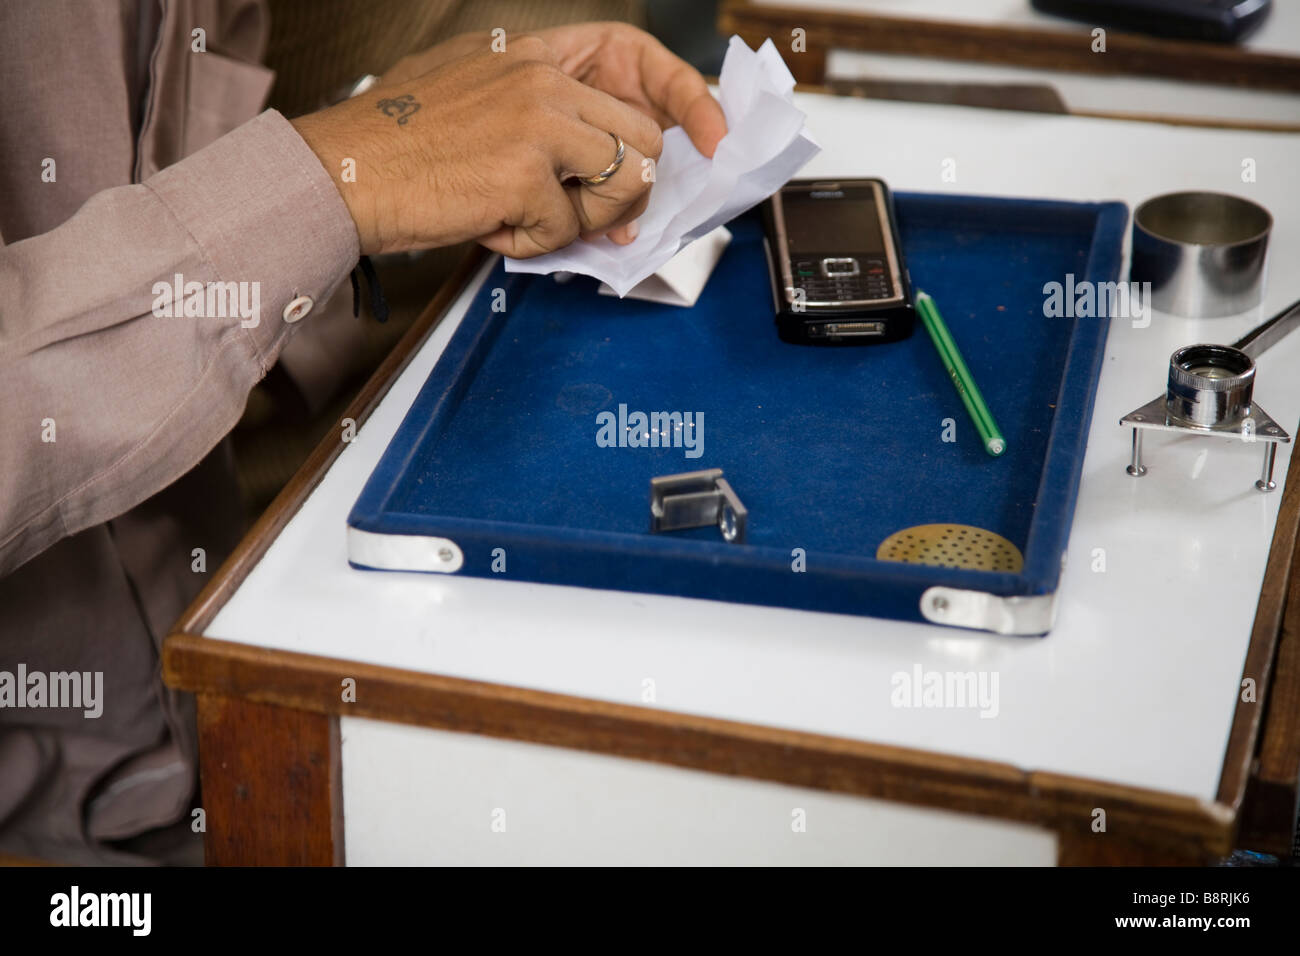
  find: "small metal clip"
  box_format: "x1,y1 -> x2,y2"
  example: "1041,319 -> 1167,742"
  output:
650,468 -> 747,544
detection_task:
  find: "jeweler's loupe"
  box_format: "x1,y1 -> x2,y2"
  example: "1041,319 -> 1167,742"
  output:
1119,300 -> 1300,492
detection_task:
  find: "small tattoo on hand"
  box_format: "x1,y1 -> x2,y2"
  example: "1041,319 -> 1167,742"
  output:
377,93 -> 420,126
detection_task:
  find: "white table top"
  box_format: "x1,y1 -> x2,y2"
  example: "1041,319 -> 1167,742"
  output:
209,93 -> 1300,802
757,0 -> 1300,56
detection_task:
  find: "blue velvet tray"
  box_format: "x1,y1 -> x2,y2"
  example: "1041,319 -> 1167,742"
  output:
348,192 -> 1128,635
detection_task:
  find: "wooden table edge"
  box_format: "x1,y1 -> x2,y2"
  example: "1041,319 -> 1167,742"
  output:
164,237 -> 1300,866
719,0 -> 1300,91
164,629 -> 1235,863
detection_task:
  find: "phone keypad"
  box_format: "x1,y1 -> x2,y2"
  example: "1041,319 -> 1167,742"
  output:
793,258 -> 893,303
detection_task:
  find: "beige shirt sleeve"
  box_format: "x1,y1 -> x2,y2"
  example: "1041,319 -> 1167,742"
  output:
0,108 -> 359,575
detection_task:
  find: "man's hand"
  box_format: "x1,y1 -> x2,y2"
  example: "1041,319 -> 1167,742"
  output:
294,24 -> 727,256
385,23 -> 727,161
293,35 -> 666,258
535,22 -> 727,162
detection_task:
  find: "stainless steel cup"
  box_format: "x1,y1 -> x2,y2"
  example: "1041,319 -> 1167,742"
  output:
1131,192 -> 1271,318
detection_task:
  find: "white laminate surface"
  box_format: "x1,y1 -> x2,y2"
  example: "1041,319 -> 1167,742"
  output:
340,716 -> 1058,865
209,94 -> 1300,802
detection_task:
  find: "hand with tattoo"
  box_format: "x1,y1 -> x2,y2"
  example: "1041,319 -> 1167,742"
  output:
375,93 -> 420,125
291,25 -> 727,258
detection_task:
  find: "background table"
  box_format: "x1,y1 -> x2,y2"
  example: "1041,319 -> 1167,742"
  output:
165,88 -> 1300,865
722,0 -> 1300,129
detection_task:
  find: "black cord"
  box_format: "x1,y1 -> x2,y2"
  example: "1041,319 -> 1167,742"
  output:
349,255 -> 389,323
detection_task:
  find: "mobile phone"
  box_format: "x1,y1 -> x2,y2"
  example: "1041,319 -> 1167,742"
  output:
762,178 -> 915,346
1030,0 -> 1271,44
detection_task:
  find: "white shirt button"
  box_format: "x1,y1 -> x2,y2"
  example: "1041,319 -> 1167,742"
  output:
282,295 -> 314,323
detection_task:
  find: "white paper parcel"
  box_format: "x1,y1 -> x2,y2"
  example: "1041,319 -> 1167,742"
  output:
503,35 -> 821,298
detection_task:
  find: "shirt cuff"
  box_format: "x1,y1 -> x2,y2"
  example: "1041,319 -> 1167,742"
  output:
143,109 -> 361,374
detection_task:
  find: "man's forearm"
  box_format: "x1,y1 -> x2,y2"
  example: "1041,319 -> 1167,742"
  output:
0,110 -> 359,575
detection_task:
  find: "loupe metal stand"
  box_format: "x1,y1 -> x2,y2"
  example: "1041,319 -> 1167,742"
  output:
1121,300 -> 1300,492
1121,390 -> 1288,491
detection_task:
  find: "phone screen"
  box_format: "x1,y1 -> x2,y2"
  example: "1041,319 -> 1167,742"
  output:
781,188 -> 885,256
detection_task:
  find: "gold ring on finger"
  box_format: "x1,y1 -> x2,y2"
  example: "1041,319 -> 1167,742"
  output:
577,132 -> 626,186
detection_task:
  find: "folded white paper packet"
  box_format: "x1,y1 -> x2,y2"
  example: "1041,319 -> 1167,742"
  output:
503,35 -> 822,298
597,226 -> 732,307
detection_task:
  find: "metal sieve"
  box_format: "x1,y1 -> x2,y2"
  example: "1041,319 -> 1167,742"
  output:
876,524 -> 1024,573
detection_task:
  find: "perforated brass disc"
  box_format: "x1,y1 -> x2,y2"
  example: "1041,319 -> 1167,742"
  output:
876,524 -> 1024,573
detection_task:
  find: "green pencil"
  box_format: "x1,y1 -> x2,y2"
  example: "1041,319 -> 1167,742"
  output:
915,291 -> 1006,457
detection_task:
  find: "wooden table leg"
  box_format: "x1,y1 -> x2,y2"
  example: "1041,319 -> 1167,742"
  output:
1057,832 -> 1213,866
196,694 -> 344,866
1238,614 -> 1300,857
